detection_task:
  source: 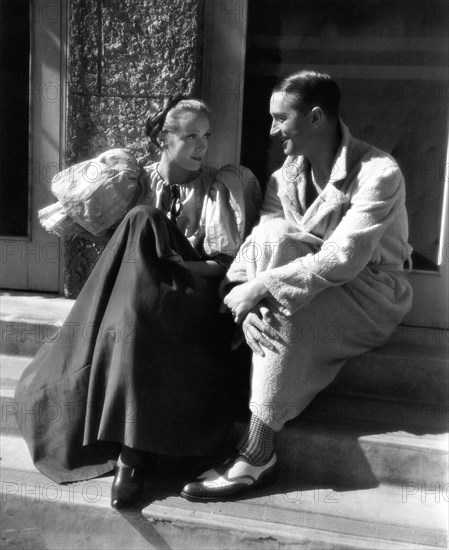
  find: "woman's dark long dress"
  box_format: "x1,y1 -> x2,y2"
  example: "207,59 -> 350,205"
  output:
14,205 -> 235,483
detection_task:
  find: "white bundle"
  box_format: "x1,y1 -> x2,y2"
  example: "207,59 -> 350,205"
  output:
39,149 -> 143,237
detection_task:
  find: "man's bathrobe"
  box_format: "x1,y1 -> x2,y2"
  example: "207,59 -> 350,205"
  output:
223,121 -> 413,431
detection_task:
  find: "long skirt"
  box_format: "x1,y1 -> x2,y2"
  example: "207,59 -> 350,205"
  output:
14,206 -> 235,483
224,218 -> 413,431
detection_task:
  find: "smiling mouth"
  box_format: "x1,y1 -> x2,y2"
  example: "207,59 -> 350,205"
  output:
191,156 -> 202,161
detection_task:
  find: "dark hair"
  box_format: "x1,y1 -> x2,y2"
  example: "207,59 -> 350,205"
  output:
273,70 -> 340,118
145,95 -> 210,149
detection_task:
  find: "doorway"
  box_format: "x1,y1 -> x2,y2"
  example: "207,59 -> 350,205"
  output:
0,0 -> 66,293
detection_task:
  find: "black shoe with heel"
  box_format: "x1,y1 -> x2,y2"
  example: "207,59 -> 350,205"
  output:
110,465 -> 146,509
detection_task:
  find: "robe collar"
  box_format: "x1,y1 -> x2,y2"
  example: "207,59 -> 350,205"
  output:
281,119 -> 351,231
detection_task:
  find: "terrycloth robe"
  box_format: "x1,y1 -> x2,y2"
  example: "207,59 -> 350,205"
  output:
223,121 -> 413,431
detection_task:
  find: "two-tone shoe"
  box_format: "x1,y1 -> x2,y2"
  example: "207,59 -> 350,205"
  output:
180,452 -> 277,501
110,465 -> 146,509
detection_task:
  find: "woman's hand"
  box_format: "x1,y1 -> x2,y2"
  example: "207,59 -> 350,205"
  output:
241,304 -> 280,357
223,279 -> 270,324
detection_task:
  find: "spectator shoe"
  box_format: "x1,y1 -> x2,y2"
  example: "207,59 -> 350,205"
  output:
180,452 -> 277,501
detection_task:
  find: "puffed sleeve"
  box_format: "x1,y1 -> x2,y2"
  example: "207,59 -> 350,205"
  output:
201,164 -> 262,259
259,170 -> 284,220
259,158 -> 406,315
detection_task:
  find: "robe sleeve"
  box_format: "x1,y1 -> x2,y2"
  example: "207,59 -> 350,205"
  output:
259,158 -> 406,315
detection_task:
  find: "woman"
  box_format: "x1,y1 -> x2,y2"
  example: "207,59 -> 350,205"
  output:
14,97 -> 261,508
181,71 -> 413,501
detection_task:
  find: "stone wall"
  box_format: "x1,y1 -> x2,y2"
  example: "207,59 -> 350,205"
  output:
64,0 -> 204,297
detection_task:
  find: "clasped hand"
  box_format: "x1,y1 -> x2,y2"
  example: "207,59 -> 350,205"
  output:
228,303 -> 279,357
223,279 -> 269,324
223,280 -> 279,357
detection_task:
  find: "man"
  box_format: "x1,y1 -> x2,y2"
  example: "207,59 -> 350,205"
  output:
181,70 -> 413,501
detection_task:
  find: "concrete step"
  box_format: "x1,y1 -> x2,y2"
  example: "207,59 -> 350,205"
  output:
0,292 -> 74,357
325,326 -> 449,404
275,419 -> 448,487
1,434 -> 447,550
1,352 -> 447,488
1,292 -> 448,547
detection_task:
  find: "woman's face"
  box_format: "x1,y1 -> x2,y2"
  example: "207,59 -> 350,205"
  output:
269,91 -> 312,157
163,111 -> 210,171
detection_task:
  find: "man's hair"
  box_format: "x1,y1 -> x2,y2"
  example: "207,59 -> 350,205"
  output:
273,70 -> 340,118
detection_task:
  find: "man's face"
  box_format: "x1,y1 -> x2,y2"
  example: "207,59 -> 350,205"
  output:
269,91 -> 312,157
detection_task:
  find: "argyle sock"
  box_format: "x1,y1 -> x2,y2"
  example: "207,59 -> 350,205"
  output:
236,414 -> 275,465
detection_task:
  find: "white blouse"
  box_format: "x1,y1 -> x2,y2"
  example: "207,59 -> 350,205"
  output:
137,162 -> 262,259
140,163 -> 213,240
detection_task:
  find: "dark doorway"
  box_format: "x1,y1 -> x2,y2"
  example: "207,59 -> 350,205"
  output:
0,0 -> 30,236
241,0 -> 448,271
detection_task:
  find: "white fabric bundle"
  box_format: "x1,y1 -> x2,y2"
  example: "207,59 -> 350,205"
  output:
39,149 -> 142,237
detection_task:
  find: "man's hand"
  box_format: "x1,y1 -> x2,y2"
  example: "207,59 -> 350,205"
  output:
241,304 -> 280,357
223,279 -> 270,324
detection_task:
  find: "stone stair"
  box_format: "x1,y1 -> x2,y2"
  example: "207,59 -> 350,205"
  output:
1,291 -> 448,549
